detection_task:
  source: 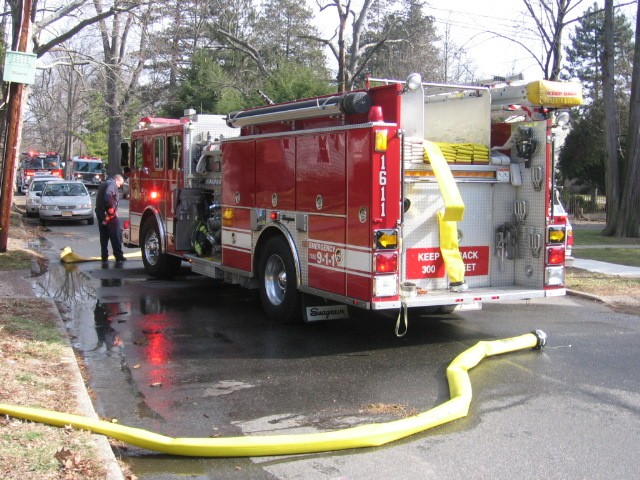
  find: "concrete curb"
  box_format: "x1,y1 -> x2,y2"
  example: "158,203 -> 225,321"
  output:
566,289 -> 606,303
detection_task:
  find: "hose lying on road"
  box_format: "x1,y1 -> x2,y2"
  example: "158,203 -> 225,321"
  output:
0,330 -> 546,457
60,246 -> 140,263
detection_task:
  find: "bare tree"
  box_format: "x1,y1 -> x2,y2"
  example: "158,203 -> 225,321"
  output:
601,0 -> 620,236
437,14 -> 477,83
93,0 -> 152,176
616,1 -> 640,238
23,40 -> 99,160
481,0 -> 585,80
2,0 -> 140,163
314,0 -> 407,91
521,0 -> 584,79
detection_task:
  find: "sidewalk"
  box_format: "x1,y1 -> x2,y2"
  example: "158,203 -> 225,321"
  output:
571,258 -> 640,277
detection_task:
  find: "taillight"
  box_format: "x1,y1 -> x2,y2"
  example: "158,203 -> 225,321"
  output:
546,246 -> 565,265
374,251 -> 397,273
123,219 -> 130,229
374,229 -> 398,249
547,226 -> 565,244
566,227 -> 574,248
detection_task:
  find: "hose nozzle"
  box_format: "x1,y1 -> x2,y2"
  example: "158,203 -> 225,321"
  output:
531,329 -> 547,349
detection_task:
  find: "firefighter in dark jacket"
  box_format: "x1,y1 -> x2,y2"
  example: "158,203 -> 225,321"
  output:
95,174 -> 126,263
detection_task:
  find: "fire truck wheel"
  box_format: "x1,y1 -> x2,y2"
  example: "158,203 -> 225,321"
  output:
141,217 -> 182,278
259,236 -> 301,324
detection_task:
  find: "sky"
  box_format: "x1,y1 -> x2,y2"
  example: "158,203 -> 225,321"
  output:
427,0 -> 636,81
315,0 -> 635,82
428,0 -> 551,80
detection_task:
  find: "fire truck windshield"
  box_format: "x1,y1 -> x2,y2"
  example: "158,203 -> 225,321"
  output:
23,158 -> 44,169
22,154 -> 62,170
74,160 -> 103,173
43,154 -> 62,168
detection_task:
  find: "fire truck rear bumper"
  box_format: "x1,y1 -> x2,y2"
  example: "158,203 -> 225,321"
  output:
373,286 -> 566,310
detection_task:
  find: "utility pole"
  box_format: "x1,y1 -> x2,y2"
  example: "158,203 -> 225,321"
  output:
0,0 -> 32,252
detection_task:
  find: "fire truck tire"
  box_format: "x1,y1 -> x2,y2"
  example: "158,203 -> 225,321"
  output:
141,217 -> 182,278
258,236 -> 301,324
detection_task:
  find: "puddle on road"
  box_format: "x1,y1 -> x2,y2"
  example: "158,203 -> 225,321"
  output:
26,236 -> 54,252
31,261 -> 273,477
34,262 -> 96,305
204,380 -> 255,397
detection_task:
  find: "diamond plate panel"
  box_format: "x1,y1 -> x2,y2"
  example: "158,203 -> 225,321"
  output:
402,120 -> 550,293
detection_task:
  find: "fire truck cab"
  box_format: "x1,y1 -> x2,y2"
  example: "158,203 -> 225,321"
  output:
70,156 -> 106,187
16,151 -> 64,193
123,74 -> 582,325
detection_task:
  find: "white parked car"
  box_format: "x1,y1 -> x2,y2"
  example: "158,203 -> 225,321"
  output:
25,176 -> 62,217
38,180 -> 94,226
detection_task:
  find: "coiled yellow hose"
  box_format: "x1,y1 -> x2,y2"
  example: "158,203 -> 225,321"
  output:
0,331 -> 546,457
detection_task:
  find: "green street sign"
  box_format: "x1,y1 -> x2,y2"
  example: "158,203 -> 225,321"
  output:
3,51 -> 37,85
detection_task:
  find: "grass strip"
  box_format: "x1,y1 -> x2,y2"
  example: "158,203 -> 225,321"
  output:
566,268 -> 640,296
574,248 -> 640,268
573,229 -> 640,246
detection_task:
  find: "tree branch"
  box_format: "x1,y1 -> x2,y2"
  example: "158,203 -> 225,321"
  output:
214,26 -> 268,75
34,4 -> 137,57
486,30 -> 546,74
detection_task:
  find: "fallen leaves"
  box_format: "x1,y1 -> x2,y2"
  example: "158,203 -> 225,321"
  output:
54,447 -> 98,479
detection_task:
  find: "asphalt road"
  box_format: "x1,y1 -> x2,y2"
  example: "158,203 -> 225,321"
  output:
21,200 -> 640,480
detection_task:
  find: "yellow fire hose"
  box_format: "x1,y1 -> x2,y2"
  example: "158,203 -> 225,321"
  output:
423,140 -> 466,285
0,331 -> 546,457
60,246 -> 141,263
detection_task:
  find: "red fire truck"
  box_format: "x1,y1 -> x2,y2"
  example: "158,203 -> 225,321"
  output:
16,151 -> 64,193
122,74 -> 582,326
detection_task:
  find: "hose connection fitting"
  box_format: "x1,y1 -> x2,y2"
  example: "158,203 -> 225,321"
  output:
531,329 -> 547,349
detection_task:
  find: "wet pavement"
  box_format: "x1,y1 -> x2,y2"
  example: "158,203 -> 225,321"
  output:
13,201 -> 640,479
24,249 -> 640,480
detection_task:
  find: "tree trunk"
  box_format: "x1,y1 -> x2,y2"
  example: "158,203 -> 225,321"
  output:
601,0 -> 620,236
105,66 -> 122,178
335,0 -> 347,93
615,1 -> 640,238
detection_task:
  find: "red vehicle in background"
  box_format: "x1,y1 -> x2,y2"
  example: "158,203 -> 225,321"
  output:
16,151 -> 64,193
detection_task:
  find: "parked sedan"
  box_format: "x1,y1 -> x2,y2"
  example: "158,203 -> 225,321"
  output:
25,176 -> 62,217
39,180 -> 94,226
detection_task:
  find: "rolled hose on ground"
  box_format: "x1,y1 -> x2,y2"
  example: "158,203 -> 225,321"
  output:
60,246 -> 141,263
0,330 -> 547,457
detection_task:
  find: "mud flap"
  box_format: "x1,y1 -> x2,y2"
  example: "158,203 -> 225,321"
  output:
301,294 -> 350,322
